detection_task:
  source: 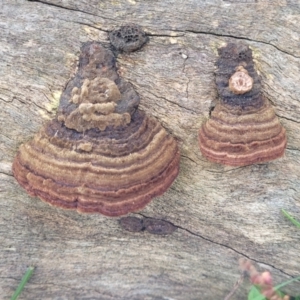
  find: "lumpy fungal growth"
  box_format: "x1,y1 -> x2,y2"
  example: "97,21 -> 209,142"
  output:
109,24 -> 149,52
62,77 -> 131,132
13,42 -> 180,217
198,43 -> 287,166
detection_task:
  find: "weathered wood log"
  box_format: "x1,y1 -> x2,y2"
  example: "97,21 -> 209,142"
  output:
1,0 -> 300,299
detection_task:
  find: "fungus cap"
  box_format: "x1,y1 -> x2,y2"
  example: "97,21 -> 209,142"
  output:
13,42 -> 180,216
198,43 -> 286,166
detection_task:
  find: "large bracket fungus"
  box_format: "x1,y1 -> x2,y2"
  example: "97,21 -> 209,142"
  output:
13,42 -> 180,217
199,43 -> 287,166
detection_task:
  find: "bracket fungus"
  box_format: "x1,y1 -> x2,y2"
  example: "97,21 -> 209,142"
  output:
199,43 -> 287,166
13,42 -> 180,217
109,24 -> 149,53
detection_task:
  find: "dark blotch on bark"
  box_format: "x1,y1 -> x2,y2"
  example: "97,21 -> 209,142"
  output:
119,216 -> 144,232
144,218 -> 177,235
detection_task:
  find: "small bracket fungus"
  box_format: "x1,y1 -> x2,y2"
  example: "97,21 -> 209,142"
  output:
198,43 -> 287,166
13,42 -> 180,217
229,66 -> 253,94
109,24 -> 149,52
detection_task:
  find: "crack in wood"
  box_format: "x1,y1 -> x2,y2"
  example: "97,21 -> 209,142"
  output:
183,29 -> 300,59
72,21 -> 109,32
181,155 -> 197,165
147,33 -> 185,38
144,89 -> 195,113
181,53 -> 190,101
136,212 -> 295,278
0,171 -> 13,177
26,1 -> 298,59
286,147 -> 300,153
26,0 -> 101,18
277,114 -> 300,124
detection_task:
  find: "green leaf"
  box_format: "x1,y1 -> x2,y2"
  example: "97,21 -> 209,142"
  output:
248,286 -> 266,300
282,209 -> 300,228
10,266 -> 34,300
273,275 -> 300,290
248,276 -> 300,300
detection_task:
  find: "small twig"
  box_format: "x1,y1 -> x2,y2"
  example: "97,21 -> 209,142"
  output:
10,266 -> 34,300
224,272 -> 245,300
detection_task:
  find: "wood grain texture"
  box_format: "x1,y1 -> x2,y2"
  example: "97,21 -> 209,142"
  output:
1,0 -> 300,299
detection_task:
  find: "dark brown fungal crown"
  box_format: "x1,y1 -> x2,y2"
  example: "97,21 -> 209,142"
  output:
13,42 -> 180,217
109,24 -> 149,53
199,43 -> 287,166
57,42 -> 140,131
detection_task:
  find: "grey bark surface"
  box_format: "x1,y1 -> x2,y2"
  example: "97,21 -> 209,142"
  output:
1,0 -> 300,299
